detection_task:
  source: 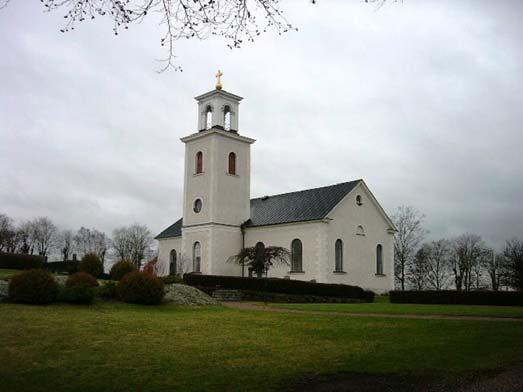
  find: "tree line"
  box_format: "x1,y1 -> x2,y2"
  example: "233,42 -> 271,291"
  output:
392,206 -> 523,292
0,213 -> 155,268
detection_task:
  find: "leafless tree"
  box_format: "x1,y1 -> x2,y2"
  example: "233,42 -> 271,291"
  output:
483,249 -> 505,291
392,206 -> 428,291
3,0 -> 297,72
451,233 -> 486,291
27,217 -> 58,258
503,238 -> 523,291
0,213 -> 15,252
424,239 -> 451,290
74,226 -> 110,261
112,224 -> 153,267
57,229 -> 74,261
408,245 -> 429,290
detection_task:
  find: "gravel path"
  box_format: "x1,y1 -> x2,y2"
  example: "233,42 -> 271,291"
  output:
222,302 -> 523,322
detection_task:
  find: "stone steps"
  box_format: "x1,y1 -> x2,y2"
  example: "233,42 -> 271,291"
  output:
212,289 -> 243,302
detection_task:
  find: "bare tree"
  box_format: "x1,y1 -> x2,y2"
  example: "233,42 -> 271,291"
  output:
0,213 -> 15,252
424,239 -> 451,290
451,234 -> 486,291
484,249 -> 505,291
58,229 -> 74,261
28,217 -> 58,258
2,0 -> 298,72
74,227 -> 110,261
392,206 -> 428,291
409,245 -> 429,290
112,224 -> 153,267
503,238 -> 523,291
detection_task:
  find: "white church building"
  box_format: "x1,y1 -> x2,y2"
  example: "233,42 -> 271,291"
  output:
156,76 -> 396,293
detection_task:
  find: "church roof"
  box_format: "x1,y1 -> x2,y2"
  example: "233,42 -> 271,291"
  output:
155,218 -> 183,239
155,180 -> 362,239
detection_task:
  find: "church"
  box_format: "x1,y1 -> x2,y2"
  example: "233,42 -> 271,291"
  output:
156,73 -> 396,293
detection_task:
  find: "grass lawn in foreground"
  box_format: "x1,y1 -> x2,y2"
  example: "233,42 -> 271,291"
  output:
0,302 -> 522,392
268,301 -> 523,318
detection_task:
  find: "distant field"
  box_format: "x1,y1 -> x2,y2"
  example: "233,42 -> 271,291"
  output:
1,302 -> 522,392
268,301 -> 523,318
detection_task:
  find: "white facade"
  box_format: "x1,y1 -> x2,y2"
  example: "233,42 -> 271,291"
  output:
157,86 -> 396,293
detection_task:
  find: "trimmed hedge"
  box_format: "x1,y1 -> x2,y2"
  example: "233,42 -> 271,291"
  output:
389,290 -> 523,307
241,290 -> 367,303
0,252 -> 44,270
183,274 -> 374,302
45,260 -> 79,274
8,269 -> 59,304
117,272 -> 165,305
160,275 -> 185,285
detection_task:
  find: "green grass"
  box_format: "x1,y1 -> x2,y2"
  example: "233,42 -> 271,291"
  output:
0,269 -> 22,280
0,302 -> 522,392
268,301 -> 523,318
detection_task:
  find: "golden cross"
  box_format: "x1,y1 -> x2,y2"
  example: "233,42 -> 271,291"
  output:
215,69 -> 223,90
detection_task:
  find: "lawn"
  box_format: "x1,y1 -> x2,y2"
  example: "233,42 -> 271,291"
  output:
0,302 -> 522,392
268,299 -> 523,318
0,269 -> 22,280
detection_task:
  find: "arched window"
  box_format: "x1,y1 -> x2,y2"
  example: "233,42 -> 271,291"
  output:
228,152 -> 236,175
376,244 -> 383,275
206,105 -> 213,129
224,105 -> 231,131
193,242 -> 201,273
291,239 -> 303,272
195,151 -> 203,174
356,195 -> 363,206
335,239 -> 343,272
169,249 -> 177,275
356,225 -> 365,236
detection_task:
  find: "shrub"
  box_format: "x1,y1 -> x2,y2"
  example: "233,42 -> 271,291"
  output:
160,275 -> 185,285
183,274 -> 374,302
117,271 -> 165,305
62,285 -> 95,304
109,260 -> 137,281
97,281 -> 117,299
8,269 -> 59,304
78,253 -> 103,278
0,252 -> 44,270
142,257 -> 158,276
66,272 -> 99,288
389,290 -> 523,307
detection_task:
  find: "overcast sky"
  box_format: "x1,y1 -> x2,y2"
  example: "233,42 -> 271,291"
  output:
1,1 -> 522,249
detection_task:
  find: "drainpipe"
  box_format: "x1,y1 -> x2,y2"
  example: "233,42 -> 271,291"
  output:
240,221 -> 246,278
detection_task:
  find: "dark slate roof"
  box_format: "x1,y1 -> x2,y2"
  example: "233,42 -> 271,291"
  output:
245,180 -> 361,228
155,180 -> 361,239
155,218 -> 183,239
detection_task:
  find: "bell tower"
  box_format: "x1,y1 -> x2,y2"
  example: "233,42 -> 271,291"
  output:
180,71 -> 255,275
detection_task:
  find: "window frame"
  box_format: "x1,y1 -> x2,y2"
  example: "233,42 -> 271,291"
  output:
376,244 -> 384,275
290,239 -> 303,273
334,239 -> 344,272
193,242 -> 201,273
228,152 -> 237,175
195,151 -> 203,174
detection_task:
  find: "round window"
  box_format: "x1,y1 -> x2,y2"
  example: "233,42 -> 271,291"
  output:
193,198 -> 202,213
